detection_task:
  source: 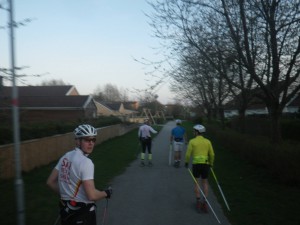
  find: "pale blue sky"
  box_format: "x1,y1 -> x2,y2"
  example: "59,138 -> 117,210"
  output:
0,0 -> 173,103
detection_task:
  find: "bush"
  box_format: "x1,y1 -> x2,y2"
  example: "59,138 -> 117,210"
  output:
207,124 -> 300,186
227,116 -> 300,141
0,116 -> 122,145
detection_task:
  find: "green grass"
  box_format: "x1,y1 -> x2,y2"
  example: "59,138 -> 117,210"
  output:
1,123 -> 299,225
183,121 -> 300,225
0,126 -> 161,225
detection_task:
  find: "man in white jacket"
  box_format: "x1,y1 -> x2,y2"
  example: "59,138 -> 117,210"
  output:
47,124 -> 112,225
138,119 -> 158,167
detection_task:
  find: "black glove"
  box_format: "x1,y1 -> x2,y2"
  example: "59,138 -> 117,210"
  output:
105,186 -> 112,199
185,163 -> 188,168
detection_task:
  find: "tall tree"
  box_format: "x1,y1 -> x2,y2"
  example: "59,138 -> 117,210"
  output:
218,0 -> 300,143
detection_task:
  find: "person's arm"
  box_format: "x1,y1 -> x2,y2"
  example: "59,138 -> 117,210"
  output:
149,126 -> 158,134
208,141 -> 215,167
185,141 -> 192,167
46,169 -> 60,195
83,180 -> 110,201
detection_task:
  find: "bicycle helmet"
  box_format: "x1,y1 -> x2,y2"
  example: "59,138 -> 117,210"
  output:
74,124 -> 97,138
176,119 -> 182,124
193,124 -> 206,133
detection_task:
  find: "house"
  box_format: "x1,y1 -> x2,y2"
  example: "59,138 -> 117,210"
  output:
94,101 -> 139,120
223,92 -> 300,118
0,85 -> 97,124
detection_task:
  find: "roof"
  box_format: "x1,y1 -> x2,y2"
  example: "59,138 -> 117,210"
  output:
0,85 -> 78,97
0,85 -> 91,109
0,95 -> 93,109
100,102 -> 122,111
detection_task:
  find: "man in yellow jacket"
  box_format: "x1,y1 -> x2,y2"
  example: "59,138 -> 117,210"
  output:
185,124 -> 215,213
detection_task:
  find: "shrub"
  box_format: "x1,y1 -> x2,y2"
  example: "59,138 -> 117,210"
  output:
207,124 -> 300,186
0,116 -> 122,145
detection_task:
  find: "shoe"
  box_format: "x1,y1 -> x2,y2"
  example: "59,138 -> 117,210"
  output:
148,161 -> 153,167
202,201 -> 209,213
140,161 -> 145,167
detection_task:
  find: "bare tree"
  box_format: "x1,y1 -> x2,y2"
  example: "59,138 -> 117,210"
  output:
93,83 -> 128,102
216,0 -> 300,143
148,0 -> 300,143
40,79 -> 68,86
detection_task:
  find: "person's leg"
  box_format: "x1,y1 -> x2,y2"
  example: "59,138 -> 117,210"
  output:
192,164 -> 202,211
201,178 -> 209,198
200,165 -> 210,212
147,139 -> 153,165
140,140 -> 146,166
177,143 -> 183,166
173,143 -> 180,167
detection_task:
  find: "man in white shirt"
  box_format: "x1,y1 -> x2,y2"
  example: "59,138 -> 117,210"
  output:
138,119 -> 158,167
47,124 -> 112,225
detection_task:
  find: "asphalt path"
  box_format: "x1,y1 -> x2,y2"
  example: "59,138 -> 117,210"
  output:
97,121 -> 232,225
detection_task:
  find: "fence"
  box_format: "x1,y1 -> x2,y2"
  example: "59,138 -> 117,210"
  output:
0,124 -> 137,179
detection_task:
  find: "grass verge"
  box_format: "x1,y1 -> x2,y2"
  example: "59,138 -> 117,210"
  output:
1,123 -> 299,225
184,121 -> 300,225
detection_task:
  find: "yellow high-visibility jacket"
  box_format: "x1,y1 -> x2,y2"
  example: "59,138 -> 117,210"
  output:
185,135 -> 215,166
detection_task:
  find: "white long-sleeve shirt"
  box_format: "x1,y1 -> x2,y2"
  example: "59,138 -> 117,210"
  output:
138,124 -> 157,138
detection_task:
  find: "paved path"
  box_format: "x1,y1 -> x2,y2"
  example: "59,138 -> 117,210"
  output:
97,121 -> 231,225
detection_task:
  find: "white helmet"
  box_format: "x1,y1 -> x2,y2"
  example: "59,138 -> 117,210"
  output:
193,124 -> 206,133
176,119 -> 182,124
74,124 -> 97,138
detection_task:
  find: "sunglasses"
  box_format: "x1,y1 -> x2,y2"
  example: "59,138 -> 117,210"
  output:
82,138 -> 96,143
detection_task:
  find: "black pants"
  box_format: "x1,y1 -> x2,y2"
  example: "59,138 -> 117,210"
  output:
59,201 -> 96,225
140,137 -> 152,154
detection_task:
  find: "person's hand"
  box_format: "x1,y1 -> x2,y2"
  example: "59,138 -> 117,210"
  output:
105,186 -> 112,199
185,163 -> 188,168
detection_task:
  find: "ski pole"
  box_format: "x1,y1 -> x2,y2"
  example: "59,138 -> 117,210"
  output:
210,168 -> 231,211
169,144 -> 172,166
188,168 -> 221,224
53,215 -> 60,225
102,198 -> 109,225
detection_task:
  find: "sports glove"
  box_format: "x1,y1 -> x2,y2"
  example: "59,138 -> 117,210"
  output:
185,163 -> 188,168
105,186 -> 112,199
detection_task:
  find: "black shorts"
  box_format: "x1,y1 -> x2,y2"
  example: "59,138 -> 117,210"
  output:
59,200 -> 96,225
192,164 -> 210,179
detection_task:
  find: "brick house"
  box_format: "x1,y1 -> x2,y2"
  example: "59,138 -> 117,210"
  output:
0,85 -> 97,124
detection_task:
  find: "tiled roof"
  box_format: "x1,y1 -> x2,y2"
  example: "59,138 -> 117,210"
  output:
22,96 -> 91,108
0,85 -> 76,97
0,95 -> 92,109
0,85 -> 91,108
100,102 -> 122,111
